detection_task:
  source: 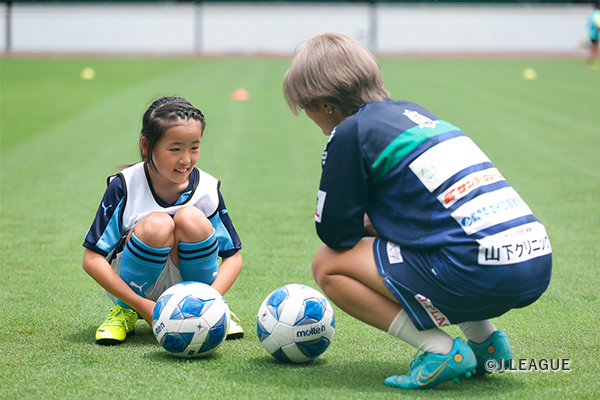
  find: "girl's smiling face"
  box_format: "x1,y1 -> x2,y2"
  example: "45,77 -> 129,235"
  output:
142,118 -> 203,191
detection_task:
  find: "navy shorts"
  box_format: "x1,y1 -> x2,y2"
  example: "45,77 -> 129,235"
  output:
373,238 -> 551,331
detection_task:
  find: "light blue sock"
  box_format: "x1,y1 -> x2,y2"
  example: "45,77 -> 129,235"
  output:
178,230 -> 219,285
116,232 -> 170,309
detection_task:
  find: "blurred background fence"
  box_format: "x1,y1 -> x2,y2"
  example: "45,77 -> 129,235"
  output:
0,0 -> 593,55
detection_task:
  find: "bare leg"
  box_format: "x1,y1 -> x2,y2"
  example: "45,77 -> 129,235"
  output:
171,206 -> 213,265
119,212 -> 175,322
132,211 -> 175,248
312,237 -> 454,354
312,237 -> 402,331
588,42 -> 599,69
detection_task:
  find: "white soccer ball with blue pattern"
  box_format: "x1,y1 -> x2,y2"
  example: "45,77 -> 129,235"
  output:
152,281 -> 230,358
257,284 -> 335,363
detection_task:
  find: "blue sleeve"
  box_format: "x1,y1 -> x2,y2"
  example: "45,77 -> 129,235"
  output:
210,186 -> 242,258
316,120 -> 370,249
83,175 -> 125,257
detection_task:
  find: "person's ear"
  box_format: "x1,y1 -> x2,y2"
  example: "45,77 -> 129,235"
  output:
141,137 -> 149,157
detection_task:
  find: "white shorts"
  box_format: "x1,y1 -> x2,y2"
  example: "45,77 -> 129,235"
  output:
105,252 -> 184,304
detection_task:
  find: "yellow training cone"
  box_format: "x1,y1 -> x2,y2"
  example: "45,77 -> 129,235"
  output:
522,68 -> 537,80
80,67 -> 96,80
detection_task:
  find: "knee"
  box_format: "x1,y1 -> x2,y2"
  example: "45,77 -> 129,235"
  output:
173,206 -> 213,240
134,212 -> 174,247
312,245 -> 335,288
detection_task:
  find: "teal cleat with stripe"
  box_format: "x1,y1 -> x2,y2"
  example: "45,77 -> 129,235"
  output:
385,337 -> 477,389
467,330 -> 513,376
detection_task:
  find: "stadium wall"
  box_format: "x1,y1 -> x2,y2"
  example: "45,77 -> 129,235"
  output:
0,2 -> 591,55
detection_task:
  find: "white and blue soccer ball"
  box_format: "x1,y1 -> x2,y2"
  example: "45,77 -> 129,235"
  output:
152,282 -> 230,358
257,284 -> 335,363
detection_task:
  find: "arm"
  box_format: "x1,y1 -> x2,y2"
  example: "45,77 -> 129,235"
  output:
211,251 -> 243,296
316,122 -> 370,249
82,177 -> 159,322
209,187 -> 243,296
82,248 -> 155,325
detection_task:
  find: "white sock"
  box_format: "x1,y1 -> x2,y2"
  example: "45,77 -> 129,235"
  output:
387,310 -> 454,354
457,320 -> 496,344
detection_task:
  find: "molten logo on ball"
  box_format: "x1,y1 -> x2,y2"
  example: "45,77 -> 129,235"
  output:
257,284 -> 335,363
152,282 -> 230,358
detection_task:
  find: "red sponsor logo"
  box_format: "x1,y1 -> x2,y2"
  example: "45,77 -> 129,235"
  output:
443,169 -> 504,206
415,294 -> 451,327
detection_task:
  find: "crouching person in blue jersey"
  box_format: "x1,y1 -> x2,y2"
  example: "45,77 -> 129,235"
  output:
83,96 -> 244,345
283,33 -> 552,389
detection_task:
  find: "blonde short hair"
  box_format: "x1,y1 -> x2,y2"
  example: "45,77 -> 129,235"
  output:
283,32 -> 390,116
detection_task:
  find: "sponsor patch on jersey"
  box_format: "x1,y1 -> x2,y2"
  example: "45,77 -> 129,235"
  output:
409,136 -> 490,193
451,187 -> 533,235
386,242 -> 404,264
415,294 -> 451,327
477,221 -> 552,265
315,190 -> 326,223
437,167 -> 505,208
403,109 -> 440,129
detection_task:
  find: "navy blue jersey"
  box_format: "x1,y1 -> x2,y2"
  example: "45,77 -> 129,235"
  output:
84,163 -> 241,259
316,99 -> 551,295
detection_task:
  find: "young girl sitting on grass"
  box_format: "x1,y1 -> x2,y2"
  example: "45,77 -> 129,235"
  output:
82,96 -> 243,345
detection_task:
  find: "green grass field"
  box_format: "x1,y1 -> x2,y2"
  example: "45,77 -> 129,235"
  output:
1,56 -> 599,399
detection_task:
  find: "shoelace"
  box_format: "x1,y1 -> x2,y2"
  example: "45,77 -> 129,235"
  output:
104,309 -> 133,327
407,350 -> 427,371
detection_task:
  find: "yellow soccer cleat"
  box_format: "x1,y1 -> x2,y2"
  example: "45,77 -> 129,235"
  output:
95,305 -> 138,345
226,310 -> 244,340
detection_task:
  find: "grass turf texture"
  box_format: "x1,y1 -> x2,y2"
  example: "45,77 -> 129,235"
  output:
1,57 -> 599,399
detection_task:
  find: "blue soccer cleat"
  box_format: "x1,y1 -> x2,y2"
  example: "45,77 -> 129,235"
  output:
467,330 -> 513,375
385,337 -> 477,389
